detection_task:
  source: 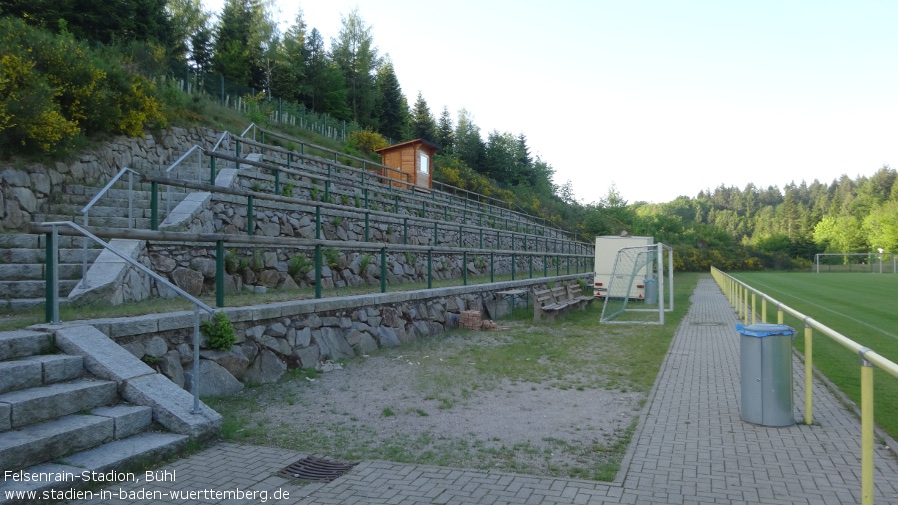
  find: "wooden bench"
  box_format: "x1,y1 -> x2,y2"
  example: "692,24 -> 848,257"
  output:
565,282 -> 595,310
530,288 -> 569,323
531,286 -> 583,323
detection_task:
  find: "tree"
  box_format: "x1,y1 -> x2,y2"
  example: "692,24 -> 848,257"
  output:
408,92 -> 436,142
303,28 -> 349,119
454,108 -> 484,169
2,0 -> 174,48
330,7 -> 379,127
435,106 -> 454,152
268,11 -> 307,101
167,0 -> 207,63
212,0 -> 275,91
373,58 -> 406,142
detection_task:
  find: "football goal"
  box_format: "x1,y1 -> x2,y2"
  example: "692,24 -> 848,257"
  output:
814,252 -> 897,273
600,243 -> 674,324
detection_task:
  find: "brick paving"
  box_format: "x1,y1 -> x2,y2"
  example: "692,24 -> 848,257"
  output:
75,277 -> 898,504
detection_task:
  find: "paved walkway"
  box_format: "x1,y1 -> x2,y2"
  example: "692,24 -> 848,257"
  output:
75,278 -> 898,504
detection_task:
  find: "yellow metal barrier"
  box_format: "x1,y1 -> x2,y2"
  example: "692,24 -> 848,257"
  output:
711,267 -> 898,505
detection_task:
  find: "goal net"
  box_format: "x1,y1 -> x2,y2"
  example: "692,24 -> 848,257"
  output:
814,253 -> 897,273
600,243 -> 674,324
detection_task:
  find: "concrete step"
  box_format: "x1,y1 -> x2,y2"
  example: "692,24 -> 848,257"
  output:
0,280 -> 80,299
0,248 -> 102,265
0,234 -> 102,250
0,431 -> 188,504
0,355 -> 83,395
0,263 -> 83,281
0,331 -> 54,361
0,379 -> 118,430
0,414 -> 114,472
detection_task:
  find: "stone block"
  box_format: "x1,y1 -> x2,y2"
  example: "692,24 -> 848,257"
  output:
91,405 -> 153,439
243,349 -> 286,384
122,373 -> 221,439
23,354 -> 83,384
184,360 -> 243,396
0,360 -> 42,394
55,325 -> 155,382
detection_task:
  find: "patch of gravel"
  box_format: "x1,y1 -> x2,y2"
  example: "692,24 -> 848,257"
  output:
241,327 -> 647,479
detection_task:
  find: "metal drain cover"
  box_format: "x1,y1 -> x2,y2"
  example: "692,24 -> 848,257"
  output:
278,456 -> 358,482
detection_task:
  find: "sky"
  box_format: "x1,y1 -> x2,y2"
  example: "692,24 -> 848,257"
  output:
202,0 -> 898,205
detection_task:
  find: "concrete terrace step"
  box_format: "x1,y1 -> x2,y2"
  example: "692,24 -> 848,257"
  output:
0,379 -> 118,430
0,331 -> 54,361
0,248 -> 101,265
0,355 -> 83,395
0,263 -> 84,282
0,280 -> 80,299
0,431 -> 188,504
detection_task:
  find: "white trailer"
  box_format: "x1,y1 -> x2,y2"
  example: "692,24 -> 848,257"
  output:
593,235 -> 654,298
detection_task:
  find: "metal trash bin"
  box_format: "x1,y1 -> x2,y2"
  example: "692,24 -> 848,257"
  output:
643,279 -> 657,304
736,323 -> 796,426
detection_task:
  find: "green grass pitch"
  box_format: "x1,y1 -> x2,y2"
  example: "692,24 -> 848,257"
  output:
730,271 -> 898,440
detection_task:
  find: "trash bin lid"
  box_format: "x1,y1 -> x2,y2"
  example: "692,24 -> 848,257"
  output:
735,323 -> 795,337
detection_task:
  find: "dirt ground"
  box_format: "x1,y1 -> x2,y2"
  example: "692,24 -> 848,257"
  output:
230,323 -> 648,480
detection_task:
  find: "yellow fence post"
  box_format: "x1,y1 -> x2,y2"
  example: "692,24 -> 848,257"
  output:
777,305 -> 784,325
804,321 -> 813,425
860,348 -> 874,505
743,287 -> 749,324
751,291 -> 758,324
761,298 -> 767,323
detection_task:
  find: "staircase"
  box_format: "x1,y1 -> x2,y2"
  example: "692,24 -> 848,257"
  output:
0,329 -> 189,504
2,148 -> 227,311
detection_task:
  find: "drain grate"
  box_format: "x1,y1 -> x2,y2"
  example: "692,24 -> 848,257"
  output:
691,321 -> 727,327
278,456 -> 358,482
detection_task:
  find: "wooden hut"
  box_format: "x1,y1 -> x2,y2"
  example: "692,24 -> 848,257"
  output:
375,139 -> 438,191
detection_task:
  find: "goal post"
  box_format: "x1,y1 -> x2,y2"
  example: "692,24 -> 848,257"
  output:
600,243 -> 674,324
814,252 -> 897,273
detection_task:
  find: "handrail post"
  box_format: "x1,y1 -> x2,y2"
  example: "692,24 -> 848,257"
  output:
274,169 -> 280,195
192,306 -> 201,414
150,181 -> 159,231
751,291 -> 758,324
45,226 -> 59,324
427,250 -> 433,289
127,171 -> 134,229
777,304 -> 784,325
761,298 -> 767,323
490,252 -> 494,283
380,247 -> 387,293
80,213 -> 89,290
463,251 -> 468,286
314,245 -> 322,299
512,253 -> 516,281
859,348 -> 874,505
210,156 -> 217,185
246,195 -> 254,236
215,240 -> 224,308
804,321 -> 813,425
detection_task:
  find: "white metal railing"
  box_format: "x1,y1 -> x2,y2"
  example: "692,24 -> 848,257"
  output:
43,221 -> 215,414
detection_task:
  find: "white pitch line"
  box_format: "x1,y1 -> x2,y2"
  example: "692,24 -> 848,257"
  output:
745,278 -> 898,343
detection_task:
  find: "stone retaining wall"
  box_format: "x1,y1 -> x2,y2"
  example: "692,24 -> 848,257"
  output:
0,127 -> 227,231
59,276 -> 590,396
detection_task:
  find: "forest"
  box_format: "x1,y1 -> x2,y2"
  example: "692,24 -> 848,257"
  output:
1,0 -> 895,271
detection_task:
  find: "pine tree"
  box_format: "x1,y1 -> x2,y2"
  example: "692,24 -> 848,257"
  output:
436,106 -> 454,152
374,59 -> 407,142
409,92 -> 436,142
330,8 -> 379,127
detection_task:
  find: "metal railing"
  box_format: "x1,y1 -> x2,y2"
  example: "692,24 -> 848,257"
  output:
79,167 -> 139,288
42,221 -> 216,414
711,266 -> 898,505
33,221 -> 592,310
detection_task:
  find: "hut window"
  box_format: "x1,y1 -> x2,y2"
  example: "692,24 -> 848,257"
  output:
419,151 -> 429,174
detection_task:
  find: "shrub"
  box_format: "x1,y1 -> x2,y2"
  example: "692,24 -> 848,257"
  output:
200,312 -> 237,351
345,129 -> 387,156
287,255 -> 311,281
323,247 -> 340,269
